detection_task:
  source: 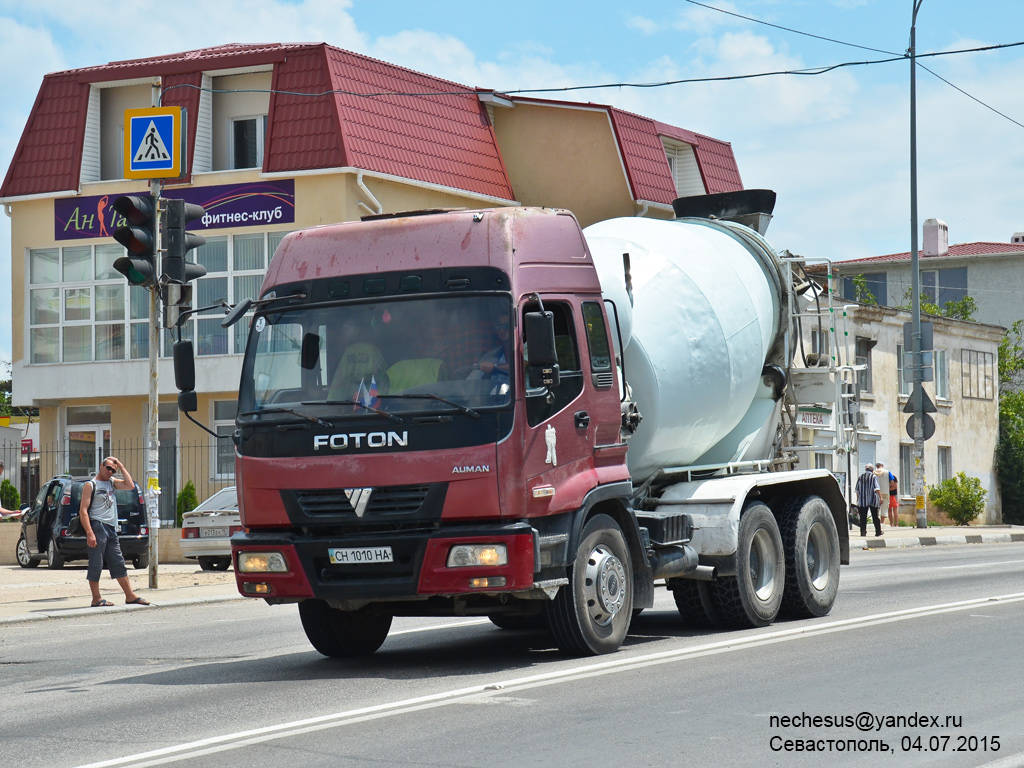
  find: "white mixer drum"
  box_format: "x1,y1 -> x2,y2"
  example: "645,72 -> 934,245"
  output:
584,216 -> 784,482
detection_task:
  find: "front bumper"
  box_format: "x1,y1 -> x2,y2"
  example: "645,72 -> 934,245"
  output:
232,522 -> 538,602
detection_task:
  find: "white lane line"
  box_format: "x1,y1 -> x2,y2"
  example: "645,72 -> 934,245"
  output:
74,591 -> 1024,768
937,560 -> 1023,569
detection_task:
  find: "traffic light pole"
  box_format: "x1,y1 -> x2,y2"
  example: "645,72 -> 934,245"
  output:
146,84 -> 161,588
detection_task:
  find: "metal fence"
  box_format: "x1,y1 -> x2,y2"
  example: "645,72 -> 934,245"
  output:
1,438 -> 232,526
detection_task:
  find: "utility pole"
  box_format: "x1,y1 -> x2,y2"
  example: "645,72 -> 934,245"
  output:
909,0 -> 927,528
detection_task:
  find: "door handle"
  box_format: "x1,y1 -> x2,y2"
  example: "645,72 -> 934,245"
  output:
574,411 -> 590,429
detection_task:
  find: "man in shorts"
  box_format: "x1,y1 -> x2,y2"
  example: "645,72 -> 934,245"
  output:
79,456 -> 150,607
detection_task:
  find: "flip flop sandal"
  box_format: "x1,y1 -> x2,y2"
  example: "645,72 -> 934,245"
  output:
91,599 -> 114,607
126,597 -> 151,605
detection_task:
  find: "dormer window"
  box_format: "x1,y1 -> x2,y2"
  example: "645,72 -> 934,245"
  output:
232,115 -> 267,169
661,138 -> 703,197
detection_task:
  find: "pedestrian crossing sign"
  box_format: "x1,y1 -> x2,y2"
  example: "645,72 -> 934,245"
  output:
123,107 -> 185,179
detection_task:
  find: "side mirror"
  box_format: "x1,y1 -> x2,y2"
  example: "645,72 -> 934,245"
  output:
524,311 -> 557,365
221,298 -> 253,328
524,310 -> 560,389
173,340 -> 196,392
178,390 -> 198,414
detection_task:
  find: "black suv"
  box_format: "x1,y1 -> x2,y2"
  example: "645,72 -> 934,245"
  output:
15,475 -> 150,569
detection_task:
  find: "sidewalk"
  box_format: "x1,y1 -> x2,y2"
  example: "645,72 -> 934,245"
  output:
2,527 -> 1022,625
0,563 -> 242,625
847,523 -> 1024,550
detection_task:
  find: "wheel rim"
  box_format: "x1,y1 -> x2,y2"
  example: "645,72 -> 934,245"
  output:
17,538 -> 29,564
48,541 -> 56,565
806,521 -> 832,591
583,543 -> 627,626
748,528 -> 778,602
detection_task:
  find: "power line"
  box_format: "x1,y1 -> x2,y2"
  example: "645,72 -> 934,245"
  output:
917,63 -> 1024,130
680,0 -> 899,56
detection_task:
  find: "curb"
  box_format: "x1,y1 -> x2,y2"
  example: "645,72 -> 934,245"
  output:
0,594 -> 245,626
850,532 -> 1024,550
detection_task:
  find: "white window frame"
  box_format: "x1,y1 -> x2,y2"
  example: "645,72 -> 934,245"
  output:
933,348 -> 948,400
212,400 -> 237,480
937,445 -> 952,484
229,114 -> 267,170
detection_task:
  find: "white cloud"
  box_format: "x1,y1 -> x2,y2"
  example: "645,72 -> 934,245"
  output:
627,16 -> 658,35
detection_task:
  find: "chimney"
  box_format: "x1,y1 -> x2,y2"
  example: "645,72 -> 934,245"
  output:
1012,232 -> 1024,244
923,218 -> 948,257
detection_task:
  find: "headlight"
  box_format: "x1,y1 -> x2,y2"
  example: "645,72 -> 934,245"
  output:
237,551 -> 289,573
447,544 -> 508,568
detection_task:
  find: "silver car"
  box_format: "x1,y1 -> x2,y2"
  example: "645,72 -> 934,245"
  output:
180,486 -> 240,571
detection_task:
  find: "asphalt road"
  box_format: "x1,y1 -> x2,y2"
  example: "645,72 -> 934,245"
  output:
1,543 -> 1022,768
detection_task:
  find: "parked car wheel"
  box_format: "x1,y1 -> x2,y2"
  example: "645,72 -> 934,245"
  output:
133,553 -> 149,570
46,538 -> 65,570
198,556 -> 232,571
16,535 -> 40,568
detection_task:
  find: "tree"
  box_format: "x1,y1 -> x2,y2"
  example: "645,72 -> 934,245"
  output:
0,479 -> 19,512
176,480 -> 199,527
851,274 -> 878,305
896,287 -> 977,321
928,472 -> 987,526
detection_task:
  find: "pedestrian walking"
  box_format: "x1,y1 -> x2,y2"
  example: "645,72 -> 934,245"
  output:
79,457 -> 150,607
875,462 -> 891,528
855,463 -> 884,537
886,469 -> 899,527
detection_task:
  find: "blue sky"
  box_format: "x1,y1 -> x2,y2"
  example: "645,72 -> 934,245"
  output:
2,0 -> 1024,368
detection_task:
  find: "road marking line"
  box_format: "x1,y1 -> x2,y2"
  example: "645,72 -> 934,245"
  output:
73,592 -> 1024,768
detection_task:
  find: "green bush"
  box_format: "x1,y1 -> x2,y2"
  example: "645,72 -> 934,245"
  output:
176,480 -> 199,528
928,472 -> 987,526
1,478 -> 20,512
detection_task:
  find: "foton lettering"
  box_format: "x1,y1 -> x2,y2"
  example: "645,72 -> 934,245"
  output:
313,431 -> 409,451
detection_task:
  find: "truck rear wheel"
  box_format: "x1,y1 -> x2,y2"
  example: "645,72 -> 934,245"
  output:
669,578 -> 719,628
708,502 -> 784,628
779,495 -> 841,619
298,600 -> 392,657
547,514 -> 633,655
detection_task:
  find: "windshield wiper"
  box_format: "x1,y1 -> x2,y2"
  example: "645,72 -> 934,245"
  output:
303,400 -> 408,424
240,407 -> 333,428
376,393 -> 481,419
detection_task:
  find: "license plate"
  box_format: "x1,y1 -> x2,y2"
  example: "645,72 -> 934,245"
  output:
328,546 -> 394,565
201,527 -> 229,538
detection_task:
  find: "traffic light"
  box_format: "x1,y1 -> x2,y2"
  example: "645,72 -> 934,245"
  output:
161,198 -> 207,328
112,194 -> 157,286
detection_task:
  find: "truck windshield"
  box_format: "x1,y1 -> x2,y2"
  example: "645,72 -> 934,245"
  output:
238,295 -> 513,417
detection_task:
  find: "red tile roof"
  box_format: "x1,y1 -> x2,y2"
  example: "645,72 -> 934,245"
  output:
654,121 -> 743,195
1,43 -> 513,201
838,242 -> 1024,266
1,42 -> 738,206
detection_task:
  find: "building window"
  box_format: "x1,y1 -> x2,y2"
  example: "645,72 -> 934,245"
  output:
213,400 -> 237,478
961,349 -> 995,400
933,349 -> 948,399
231,115 -> 267,170
843,272 -> 887,306
662,140 -> 703,197
30,232 -> 287,365
921,267 -> 967,308
937,445 -> 952,484
900,444 -> 912,494
896,343 -> 912,396
855,336 -> 874,394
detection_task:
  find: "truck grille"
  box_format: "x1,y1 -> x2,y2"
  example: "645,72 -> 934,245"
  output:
295,485 -> 431,516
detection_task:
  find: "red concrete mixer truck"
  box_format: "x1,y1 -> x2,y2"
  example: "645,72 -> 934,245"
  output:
174,189 -> 849,657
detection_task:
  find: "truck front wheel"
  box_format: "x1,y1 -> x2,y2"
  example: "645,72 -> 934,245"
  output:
708,502 -> 784,628
779,495 -> 841,619
298,600 -> 393,658
547,514 -> 633,655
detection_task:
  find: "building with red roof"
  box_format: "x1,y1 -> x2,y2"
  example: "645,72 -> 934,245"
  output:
1,42 -> 744,514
